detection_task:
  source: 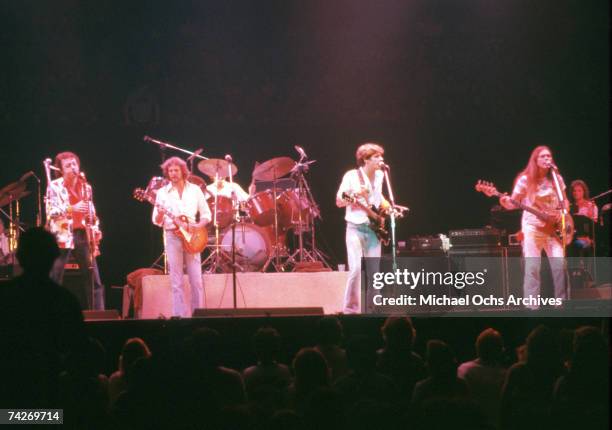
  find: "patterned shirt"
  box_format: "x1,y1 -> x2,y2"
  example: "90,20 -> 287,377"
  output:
46,177 -> 101,249
512,174 -> 566,230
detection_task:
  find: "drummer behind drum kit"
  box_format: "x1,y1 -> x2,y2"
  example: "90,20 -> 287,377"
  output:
141,145 -> 330,273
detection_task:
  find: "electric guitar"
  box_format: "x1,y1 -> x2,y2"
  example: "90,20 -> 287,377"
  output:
342,192 -> 390,245
474,180 -> 574,245
133,188 -> 208,253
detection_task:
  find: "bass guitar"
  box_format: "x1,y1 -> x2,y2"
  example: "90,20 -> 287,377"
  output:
133,188 -> 208,253
474,180 -> 574,245
342,192 -> 390,245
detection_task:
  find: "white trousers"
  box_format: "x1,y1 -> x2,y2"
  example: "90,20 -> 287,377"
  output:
522,226 -> 567,308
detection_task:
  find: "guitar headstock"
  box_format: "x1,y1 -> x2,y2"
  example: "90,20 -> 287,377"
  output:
475,180 -> 499,197
133,188 -> 151,202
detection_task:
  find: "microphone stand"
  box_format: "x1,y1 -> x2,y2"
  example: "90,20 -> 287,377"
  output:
550,167 -> 568,254
226,157 -> 238,308
549,166 -> 570,299
589,188 -> 611,282
382,166 -> 398,270
145,136 -> 209,161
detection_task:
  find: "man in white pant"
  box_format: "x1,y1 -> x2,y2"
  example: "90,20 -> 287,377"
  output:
153,157 -> 211,317
336,143 -> 390,314
500,146 -> 569,309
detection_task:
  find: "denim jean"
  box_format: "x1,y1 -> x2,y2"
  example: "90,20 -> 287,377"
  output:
165,231 -> 204,317
343,222 -> 381,313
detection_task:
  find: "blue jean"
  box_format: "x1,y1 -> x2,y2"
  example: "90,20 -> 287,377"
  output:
165,231 -> 204,317
344,222 -> 381,313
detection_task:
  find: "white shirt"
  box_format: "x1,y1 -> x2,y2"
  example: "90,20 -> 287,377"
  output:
152,181 -> 211,230
336,168 -> 384,224
205,181 -> 250,202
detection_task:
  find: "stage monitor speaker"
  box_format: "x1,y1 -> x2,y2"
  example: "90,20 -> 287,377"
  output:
192,307 -> 324,318
448,246 -> 508,308
83,309 -> 121,321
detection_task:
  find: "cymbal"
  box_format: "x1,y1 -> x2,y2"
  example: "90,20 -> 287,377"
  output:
0,181 -> 30,207
252,157 -> 296,181
186,174 -> 206,187
198,159 -> 238,178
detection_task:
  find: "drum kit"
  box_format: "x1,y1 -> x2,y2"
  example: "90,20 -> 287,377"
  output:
143,143 -> 329,273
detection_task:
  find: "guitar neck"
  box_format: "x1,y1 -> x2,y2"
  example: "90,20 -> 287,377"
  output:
343,193 -> 380,219
491,191 -> 551,221
143,195 -> 178,222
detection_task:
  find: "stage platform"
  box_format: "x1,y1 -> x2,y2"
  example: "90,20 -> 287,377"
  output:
134,271 -> 611,319
140,271 -> 348,319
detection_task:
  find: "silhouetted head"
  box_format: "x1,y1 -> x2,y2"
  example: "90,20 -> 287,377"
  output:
120,337 -> 152,374
475,328 -> 504,364
293,347 -> 330,391
16,227 -> 60,276
252,326 -> 282,364
381,316 -> 415,351
316,316 -> 344,346
525,325 -> 560,371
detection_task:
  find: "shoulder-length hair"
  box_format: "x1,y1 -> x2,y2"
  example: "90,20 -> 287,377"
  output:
160,156 -> 189,179
570,179 -> 590,200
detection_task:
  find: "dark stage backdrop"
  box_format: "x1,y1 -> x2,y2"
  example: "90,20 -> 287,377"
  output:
1,0 -> 609,287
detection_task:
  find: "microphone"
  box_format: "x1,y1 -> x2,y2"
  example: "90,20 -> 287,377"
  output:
549,162 -> 559,171
294,145 -> 307,159
144,135 -> 171,146
44,158 -> 52,165
379,162 -> 390,170
224,154 -> 233,163
186,148 -> 203,162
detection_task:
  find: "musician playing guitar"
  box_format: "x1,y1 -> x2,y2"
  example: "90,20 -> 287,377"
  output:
153,156 -> 211,317
336,143 -> 391,314
498,146 -> 569,308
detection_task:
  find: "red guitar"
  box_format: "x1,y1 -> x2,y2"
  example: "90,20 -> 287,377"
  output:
475,180 -> 574,245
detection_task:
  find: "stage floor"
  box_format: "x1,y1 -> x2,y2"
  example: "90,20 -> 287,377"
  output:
141,271 -> 348,318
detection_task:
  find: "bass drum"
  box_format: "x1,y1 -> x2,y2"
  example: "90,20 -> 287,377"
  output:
220,223 -> 271,272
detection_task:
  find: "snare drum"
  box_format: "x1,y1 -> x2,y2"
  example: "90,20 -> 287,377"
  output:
246,190 -> 278,226
220,223 -> 271,272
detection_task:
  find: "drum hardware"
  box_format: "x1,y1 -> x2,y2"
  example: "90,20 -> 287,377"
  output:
0,176 -> 35,264
284,146 -> 331,270
252,157 -> 298,272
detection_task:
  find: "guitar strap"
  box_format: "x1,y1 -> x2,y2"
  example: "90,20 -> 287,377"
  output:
357,168 -> 369,204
